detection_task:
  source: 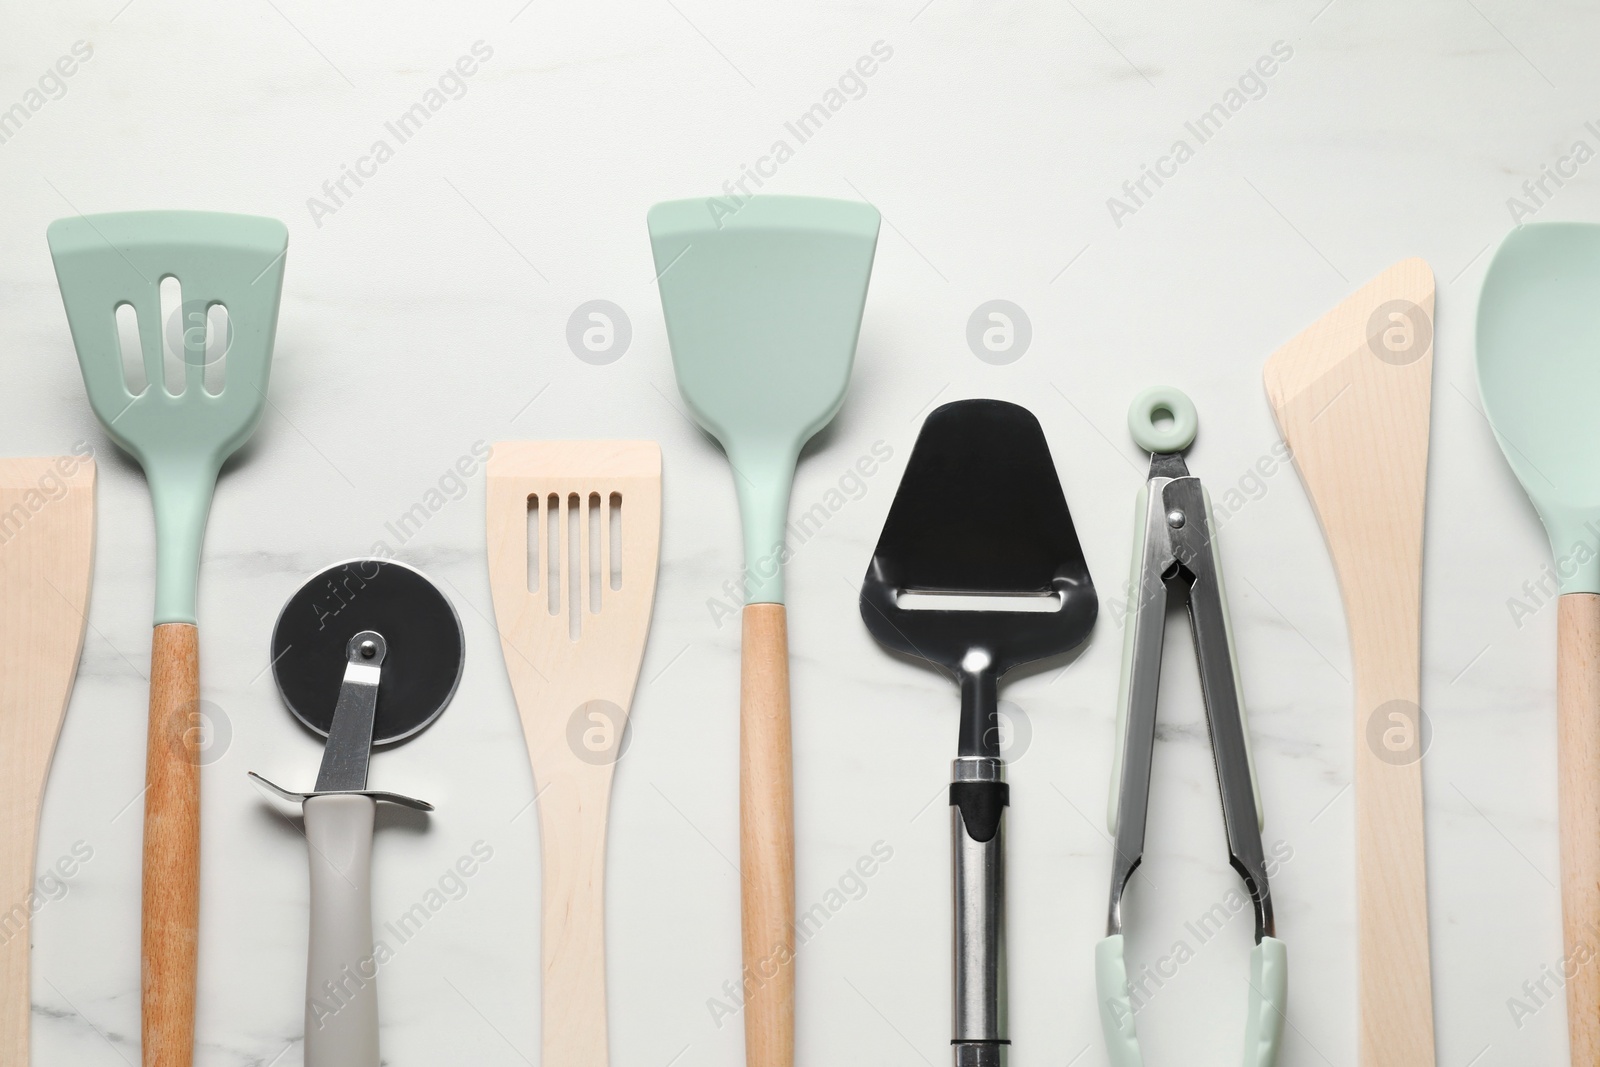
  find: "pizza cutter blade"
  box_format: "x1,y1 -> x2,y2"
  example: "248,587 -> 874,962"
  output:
249,558 -> 463,1067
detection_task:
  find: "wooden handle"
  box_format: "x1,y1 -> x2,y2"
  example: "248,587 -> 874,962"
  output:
143,622 -> 199,1067
538,769 -> 613,1067
1560,594 -> 1600,1063
740,603 -> 794,1067
1352,658 -> 1432,1065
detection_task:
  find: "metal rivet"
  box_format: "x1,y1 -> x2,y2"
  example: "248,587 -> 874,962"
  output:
1166,509 -> 1186,529
359,640 -> 377,659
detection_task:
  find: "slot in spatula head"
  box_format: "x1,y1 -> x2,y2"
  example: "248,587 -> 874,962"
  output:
47,211 -> 288,465
860,399 -> 1097,677
485,441 -> 662,756
649,195 -> 879,603
1477,223 -> 1600,593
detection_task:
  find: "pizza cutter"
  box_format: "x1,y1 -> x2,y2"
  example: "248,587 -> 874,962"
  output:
249,558 -> 463,1067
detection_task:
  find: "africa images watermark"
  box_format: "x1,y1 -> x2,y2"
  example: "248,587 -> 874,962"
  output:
288,438 -> 489,629
567,300 -> 632,366
1507,935 -> 1596,1030
1105,41 -> 1295,229
1505,119 -> 1600,224
306,41 -> 495,228
0,441 -> 96,547
309,840 -> 496,1030
704,440 -> 895,627
289,558 -> 384,635
1505,522 -> 1600,629
705,839 -> 895,1029
967,300 -> 1032,365
370,439 -> 493,559
704,41 -> 895,229
0,41 -> 95,147
0,841 -> 95,946
1104,838 -> 1293,1025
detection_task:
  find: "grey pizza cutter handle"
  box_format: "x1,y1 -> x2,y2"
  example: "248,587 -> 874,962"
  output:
246,773 -> 433,1067
304,793 -> 379,1067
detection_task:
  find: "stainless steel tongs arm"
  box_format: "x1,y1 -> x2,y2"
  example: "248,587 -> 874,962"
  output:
1106,466 -> 1273,940
1162,476 -> 1273,942
1105,474 -> 1176,937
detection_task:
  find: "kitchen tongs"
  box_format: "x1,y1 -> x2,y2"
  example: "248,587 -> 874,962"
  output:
1097,388 -> 1286,1067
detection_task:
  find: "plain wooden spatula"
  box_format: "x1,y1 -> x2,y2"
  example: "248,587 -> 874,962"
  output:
1477,223 -> 1600,1064
486,441 -> 661,1067
0,456 -> 95,1065
1263,257 -> 1437,1065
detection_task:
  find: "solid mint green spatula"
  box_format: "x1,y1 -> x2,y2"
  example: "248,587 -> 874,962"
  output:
1478,222 -> 1600,1066
48,210 -> 288,1067
649,195 -> 878,1067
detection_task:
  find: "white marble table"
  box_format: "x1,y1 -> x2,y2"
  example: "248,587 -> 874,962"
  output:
0,0 -> 1589,1063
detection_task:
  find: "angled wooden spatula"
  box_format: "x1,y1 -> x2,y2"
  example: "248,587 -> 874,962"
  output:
486,441 -> 661,1066
1263,258 -> 1437,1065
0,456 -> 95,1065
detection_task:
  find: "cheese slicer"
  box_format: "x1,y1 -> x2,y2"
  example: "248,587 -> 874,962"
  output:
860,399 -> 1097,1067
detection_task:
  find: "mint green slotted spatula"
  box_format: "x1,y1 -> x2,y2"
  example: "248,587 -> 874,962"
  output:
48,210 -> 288,1067
649,195 -> 879,1067
1478,222 -> 1600,1066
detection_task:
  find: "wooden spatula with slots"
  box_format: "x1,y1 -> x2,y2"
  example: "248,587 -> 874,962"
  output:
1263,258 -> 1437,1065
0,455 -> 95,1065
486,441 -> 661,1066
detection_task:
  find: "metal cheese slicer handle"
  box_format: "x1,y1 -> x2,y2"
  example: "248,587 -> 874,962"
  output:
952,752 -> 1006,1067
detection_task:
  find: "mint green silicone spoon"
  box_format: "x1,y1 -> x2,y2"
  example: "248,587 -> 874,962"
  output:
649,195 -> 878,1067
48,210 -> 287,1067
1478,222 -> 1600,1065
